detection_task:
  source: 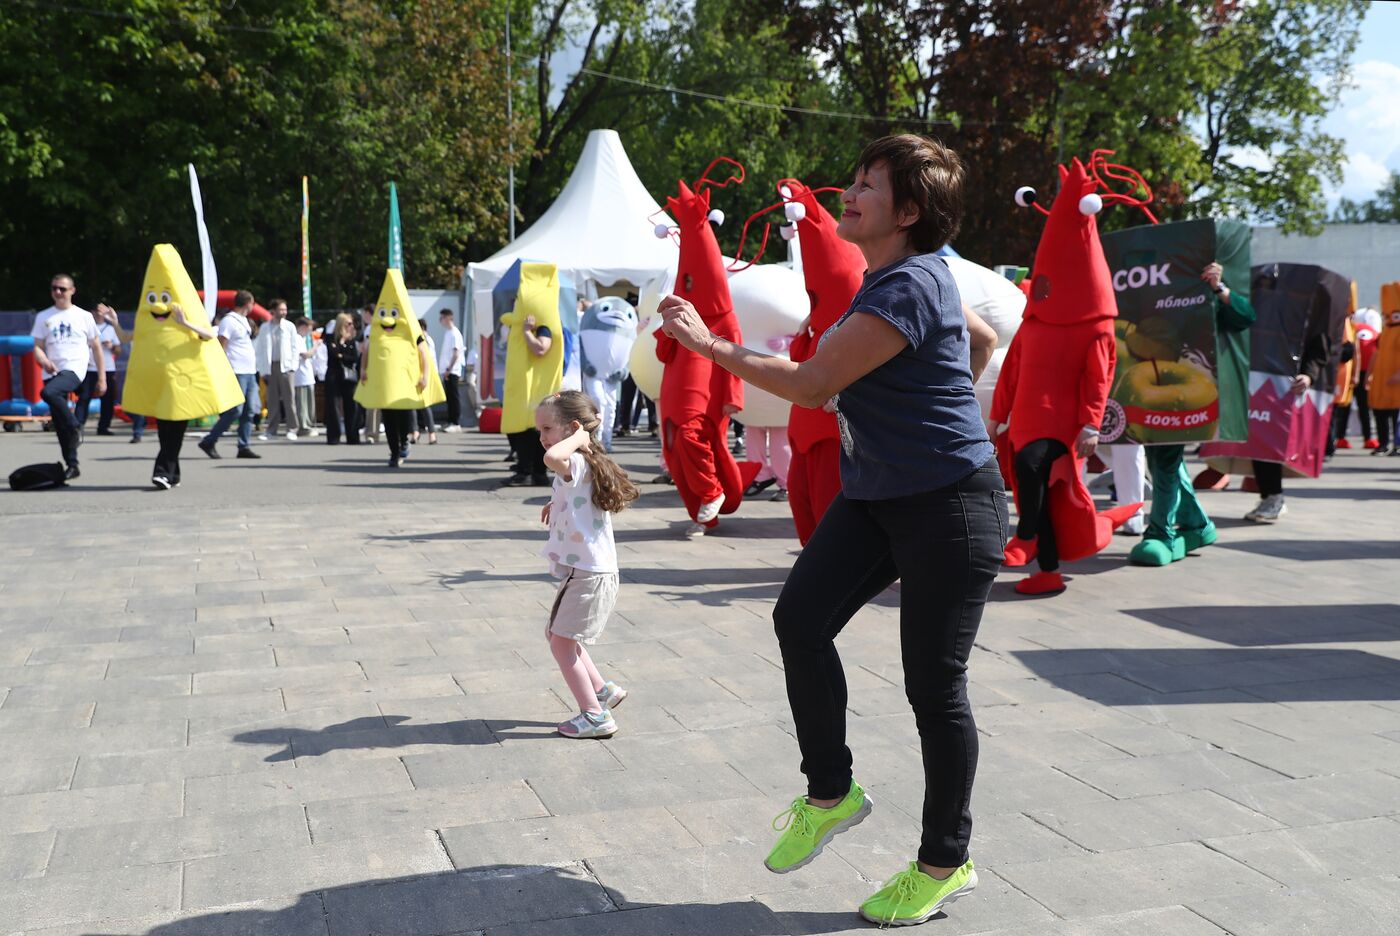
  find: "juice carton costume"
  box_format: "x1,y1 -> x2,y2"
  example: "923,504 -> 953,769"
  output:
1200,263 -> 1351,479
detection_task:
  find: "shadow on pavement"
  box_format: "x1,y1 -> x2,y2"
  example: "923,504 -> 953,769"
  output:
1122,603 -> 1400,645
1012,646 -> 1400,702
73,862 -> 864,936
1214,539 -> 1400,562
234,715 -> 558,763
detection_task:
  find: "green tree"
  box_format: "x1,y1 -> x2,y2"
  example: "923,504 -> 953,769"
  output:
0,0 -> 521,310
1332,171 -> 1400,223
1060,0 -> 1366,237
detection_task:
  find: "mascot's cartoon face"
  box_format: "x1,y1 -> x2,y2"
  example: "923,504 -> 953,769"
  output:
140,286 -> 175,325
135,243 -> 210,338
581,298 -> 638,337
376,302 -> 406,336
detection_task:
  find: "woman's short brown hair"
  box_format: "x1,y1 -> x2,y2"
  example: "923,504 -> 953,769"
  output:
855,134 -> 964,254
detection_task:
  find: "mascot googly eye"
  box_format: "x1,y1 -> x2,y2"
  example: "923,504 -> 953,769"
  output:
784,202 -> 807,223
653,223 -> 671,239
1079,193 -> 1104,216
779,223 -> 797,241
707,208 -> 725,227
1014,186 -> 1038,208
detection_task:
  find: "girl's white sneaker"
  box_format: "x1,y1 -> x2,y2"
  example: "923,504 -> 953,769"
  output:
597,681 -> 628,709
558,711 -> 616,739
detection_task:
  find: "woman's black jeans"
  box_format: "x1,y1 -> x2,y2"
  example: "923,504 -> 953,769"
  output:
773,459 -> 1007,868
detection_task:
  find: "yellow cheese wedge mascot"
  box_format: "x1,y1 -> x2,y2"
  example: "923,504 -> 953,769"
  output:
499,262 -> 564,485
354,268 -> 445,467
122,243 -> 243,490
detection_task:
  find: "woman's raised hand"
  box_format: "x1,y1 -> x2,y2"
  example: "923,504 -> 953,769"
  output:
658,295 -> 713,353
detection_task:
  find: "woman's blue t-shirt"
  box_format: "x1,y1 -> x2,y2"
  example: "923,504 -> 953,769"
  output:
825,253 -> 994,500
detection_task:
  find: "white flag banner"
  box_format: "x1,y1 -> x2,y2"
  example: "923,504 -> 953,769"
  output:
188,164 -> 218,321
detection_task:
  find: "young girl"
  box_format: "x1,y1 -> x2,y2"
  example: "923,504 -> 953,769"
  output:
536,390 -> 640,738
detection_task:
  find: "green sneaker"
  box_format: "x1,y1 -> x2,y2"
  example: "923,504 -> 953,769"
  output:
1129,536 -> 1179,566
764,780 -> 872,874
1181,521 -> 1217,552
859,860 -> 978,926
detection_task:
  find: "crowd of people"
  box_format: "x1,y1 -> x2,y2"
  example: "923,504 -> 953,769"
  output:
23,284 -> 493,476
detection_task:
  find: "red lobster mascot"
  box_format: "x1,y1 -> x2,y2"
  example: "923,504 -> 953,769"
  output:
777,179 -> 867,545
654,161 -> 751,536
990,153 -> 1145,595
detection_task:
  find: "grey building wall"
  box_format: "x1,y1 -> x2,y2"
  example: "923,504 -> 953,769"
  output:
1252,223 -> 1400,310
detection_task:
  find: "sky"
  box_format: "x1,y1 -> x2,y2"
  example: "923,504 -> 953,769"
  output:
1322,1 -> 1400,204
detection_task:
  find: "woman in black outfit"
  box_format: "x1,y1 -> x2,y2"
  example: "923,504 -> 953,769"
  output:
659,134 -> 1002,927
323,312 -> 360,445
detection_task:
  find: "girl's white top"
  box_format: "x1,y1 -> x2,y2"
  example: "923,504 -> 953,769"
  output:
542,452 -> 618,575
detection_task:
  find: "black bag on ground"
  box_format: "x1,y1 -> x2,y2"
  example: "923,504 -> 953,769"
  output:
8,462 -> 68,490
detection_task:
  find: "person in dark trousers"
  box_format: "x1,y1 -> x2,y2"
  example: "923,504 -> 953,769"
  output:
93,304 -> 128,435
31,273 -> 106,479
323,312 -> 360,445
1245,284 -> 1336,523
503,313 -> 554,486
438,309 -> 465,429
658,134 -> 1001,927
150,304 -> 222,489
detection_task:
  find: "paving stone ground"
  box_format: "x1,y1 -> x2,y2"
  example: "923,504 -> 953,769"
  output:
1,423 -> 1398,935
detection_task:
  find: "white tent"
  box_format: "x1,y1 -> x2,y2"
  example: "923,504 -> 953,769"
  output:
466,129 -> 678,338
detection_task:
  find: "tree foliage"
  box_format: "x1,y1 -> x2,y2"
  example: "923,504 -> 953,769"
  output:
0,0 -> 1369,309
0,0 -> 521,311
1332,172 -> 1400,223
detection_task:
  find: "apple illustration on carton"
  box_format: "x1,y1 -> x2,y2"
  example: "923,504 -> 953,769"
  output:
1117,359 -> 1219,442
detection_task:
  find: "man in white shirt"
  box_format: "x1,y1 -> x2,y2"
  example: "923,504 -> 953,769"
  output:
438,309 -> 464,430
31,273 -> 105,478
255,298 -> 300,439
198,290 -> 262,459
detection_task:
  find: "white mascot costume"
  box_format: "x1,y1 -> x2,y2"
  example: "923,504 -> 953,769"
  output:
943,255 -> 1024,420
578,296 -> 639,451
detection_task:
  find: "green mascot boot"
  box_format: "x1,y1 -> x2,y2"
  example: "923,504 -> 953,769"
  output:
1130,536 -> 1185,566
1180,521 -> 1217,553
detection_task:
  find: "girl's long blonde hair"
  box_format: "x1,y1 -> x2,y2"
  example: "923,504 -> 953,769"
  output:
541,390 -> 639,514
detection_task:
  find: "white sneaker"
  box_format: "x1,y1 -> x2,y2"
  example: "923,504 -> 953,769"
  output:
557,711 -> 616,739
443,425 -> 461,433
286,430 -> 299,440
597,681 -> 628,709
684,522 -> 707,539
257,433 -> 269,441
696,493 -> 725,523
1119,513 -> 1146,536
1244,495 -> 1287,523
308,428 -> 321,438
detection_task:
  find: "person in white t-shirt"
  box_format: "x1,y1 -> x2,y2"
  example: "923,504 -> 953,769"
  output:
255,299 -> 300,439
92,305 -> 127,435
198,290 -> 262,459
72,300 -> 117,430
438,309 -> 465,430
31,273 -> 105,478
292,316 -> 319,438
535,390 -> 640,739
